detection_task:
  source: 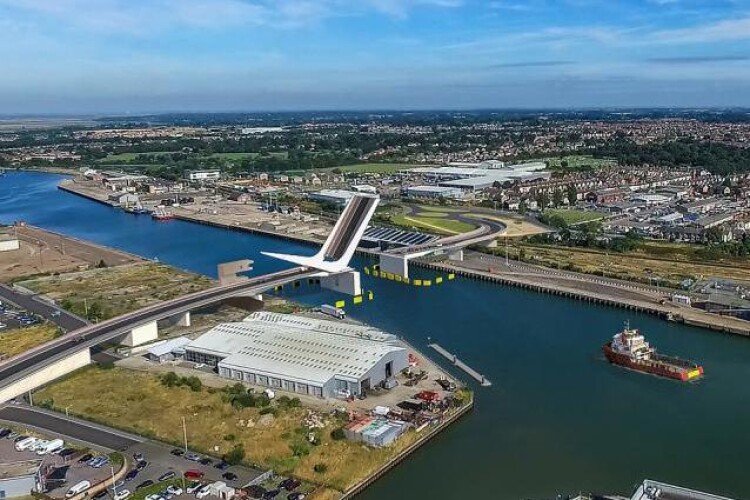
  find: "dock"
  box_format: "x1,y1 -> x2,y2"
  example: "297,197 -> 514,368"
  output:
428,343 -> 492,387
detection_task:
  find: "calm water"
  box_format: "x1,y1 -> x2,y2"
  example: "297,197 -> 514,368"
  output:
2,172 -> 749,499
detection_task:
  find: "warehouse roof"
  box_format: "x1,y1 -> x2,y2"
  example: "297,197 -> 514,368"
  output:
147,337 -> 191,358
187,312 -> 405,384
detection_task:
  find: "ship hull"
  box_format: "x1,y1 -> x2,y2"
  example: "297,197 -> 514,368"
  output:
603,343 -> 703,381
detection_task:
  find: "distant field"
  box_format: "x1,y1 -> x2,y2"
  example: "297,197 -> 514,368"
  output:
317,163 -> 421,174
544,209 -> 605,225
391,214 -> 475,235
544,155 -> 616,170
100,151 -> 288,163
0,324 -> 58,358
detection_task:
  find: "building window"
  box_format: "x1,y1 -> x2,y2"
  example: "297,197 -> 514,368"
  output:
311,386 -> 323,397
257,375 -> 268,386
244,372 -> 255,384
296,383 -> 308,394
270,377 -> 281,388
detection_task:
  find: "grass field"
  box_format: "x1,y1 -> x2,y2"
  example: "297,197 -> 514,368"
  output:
391,214 -> 476,235
543,155 -> 616,170
543,209 -> 605,225
20,263 -> 213,321
0,324 -> 58,358
100,152 -> 288,163
501,242 -> 750,287
34,366 -> 446,494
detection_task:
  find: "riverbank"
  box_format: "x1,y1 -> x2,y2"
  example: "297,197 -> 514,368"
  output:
56,178 -> 750,338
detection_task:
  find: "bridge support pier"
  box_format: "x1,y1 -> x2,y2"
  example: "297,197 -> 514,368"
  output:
122,321 -> 158,347
448,249 -> 464,262
0,348 -> 91,404
171,311 -> 191,327
320,271 -> 362,296
379,253 -> 410,279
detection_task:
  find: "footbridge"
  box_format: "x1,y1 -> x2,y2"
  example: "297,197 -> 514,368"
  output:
0,195 -> 381,404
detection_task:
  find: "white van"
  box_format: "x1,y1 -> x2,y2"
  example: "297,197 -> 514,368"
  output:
30,440 -> 49,452
37,439 -> 64,455
15,437 -> 38,451
66,480 -> 91,498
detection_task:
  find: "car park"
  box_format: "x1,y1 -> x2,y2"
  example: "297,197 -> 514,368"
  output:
109,480 -> 125,492
136,480 -> 154,490
158,471 -> 175,482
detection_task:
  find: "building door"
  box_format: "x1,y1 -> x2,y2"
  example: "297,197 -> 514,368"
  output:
385,361 -> 393,378
360,378 -> 371,394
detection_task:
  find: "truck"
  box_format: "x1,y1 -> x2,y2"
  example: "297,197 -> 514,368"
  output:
66,480 -> 91,498
321,304 -> 345,320
37,438 -> 64,455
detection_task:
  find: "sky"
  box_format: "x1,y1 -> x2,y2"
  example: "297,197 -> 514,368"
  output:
2,0 -> 750,114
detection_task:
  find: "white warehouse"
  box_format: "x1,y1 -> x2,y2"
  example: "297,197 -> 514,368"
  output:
185,312 -> 408,398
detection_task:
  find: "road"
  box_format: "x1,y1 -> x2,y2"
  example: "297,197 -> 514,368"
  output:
0,266 -> 314,391
0,404 -> 141,450
0,283 -> 89,331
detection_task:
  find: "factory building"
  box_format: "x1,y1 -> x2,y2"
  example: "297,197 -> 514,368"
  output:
0,460 -> 42,498
185,312 -> 408,399
402,186 -> 464,200
307,189 -> 357,206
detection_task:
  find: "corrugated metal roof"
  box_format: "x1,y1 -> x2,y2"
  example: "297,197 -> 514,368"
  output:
147,337 -> 191,357
187,312 -> 405,385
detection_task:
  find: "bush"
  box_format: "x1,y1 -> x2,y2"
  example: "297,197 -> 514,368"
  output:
277,396 -> 301,410
223,434 -> 236,442
223,445 -> 245,466
259,407 -> 278,417
313,463 -> 327,474
290,441 -> 310,457
330,428 -> 346,441
98,361 -> 115,370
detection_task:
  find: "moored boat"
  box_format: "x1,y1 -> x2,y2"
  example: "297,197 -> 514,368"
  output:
603,322 -> 703,381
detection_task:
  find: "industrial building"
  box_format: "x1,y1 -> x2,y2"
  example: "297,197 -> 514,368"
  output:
0,460 -> 42,498
184,169 -> 221,182
402,185 -> 464,200
145,337 -> 191,363
185,312 -> 408,398
0,233 -> 19,252
307,189 -> 357,206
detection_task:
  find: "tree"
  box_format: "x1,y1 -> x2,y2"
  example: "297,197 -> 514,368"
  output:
552,190 -> 564,208
535,191 -> 550,211
223,445 -> 245,466
518,200 -> 528,215
160,372 -> 179,387
566,185 -> 578,206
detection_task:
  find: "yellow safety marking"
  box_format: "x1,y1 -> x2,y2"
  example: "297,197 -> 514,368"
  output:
335,300 -> 346,308
436,276 -> 443,284
364,267 -> 370,275
395,275 -> 402,282
687,369 -> 701,380
404,278 -> 410,284
448,273 -> 456,280
373,270 -> 379,277
413,279 -> 422,286
423,280 -> 432,287
367,291 -> 374,300
387,273 -> 394,280
373,264 -> 380,270
353,296 -> 363,305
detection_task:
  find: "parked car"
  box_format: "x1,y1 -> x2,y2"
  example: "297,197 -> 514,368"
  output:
59,448 -> 76,458
92,491 -> 108,500
195,486 -> 211,499
6,432 -> 19,440
170,449 -> 184,456
136,460 -> 148,471
133,452 -> 144,462
167,486 -> 183,496
136,480 -> 154,490
124,469 -> 139,481
113,489 -> 131,500
287,493 -> 305,500
184,452 -> 201,462
186,482 -> 203,494
0,428 -> 12,438
66,480 -> 91,498
198,457 -> 212,466
263,490 -> 281,500
184,470 -> 204,480
279,479 -> 300,491
214,461 -> 229,470
145,494 -> 161,500
78,453 -> 93,463
158,471 -> 176,482
222,472 -> 237,481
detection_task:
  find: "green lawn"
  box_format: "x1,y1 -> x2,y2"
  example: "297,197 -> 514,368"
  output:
99,151 -> 288,163
544,209 -> 605,225
391,214 -> 476,235
209,152 -> 288,161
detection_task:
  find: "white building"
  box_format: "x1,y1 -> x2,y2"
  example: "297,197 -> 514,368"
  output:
185,312 -> 408,398
184,170 -> 221,182
307,189 -> 357,206
0,233 -> 20,252
403,186 -> 463,199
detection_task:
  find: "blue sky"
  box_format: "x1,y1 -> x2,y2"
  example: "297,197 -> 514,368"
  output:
2,0 -> 750,114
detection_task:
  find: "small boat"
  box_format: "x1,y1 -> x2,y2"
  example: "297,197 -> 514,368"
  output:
603,321 -> 703,381
152,208 -> 174,221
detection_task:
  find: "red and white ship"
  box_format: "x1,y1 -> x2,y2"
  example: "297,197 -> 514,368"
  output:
603,322 -> 703,382
151,208 -> 174,221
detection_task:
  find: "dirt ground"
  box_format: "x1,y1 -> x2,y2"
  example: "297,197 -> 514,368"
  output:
0,225 -> 142,282
470,213 -> 551,237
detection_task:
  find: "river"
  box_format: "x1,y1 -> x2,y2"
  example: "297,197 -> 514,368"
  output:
1,171 -> 749,499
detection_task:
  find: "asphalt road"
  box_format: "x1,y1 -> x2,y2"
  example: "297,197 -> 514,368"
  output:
0,283 -> 89,331
0,267 -> 313,390
0,405 -> 141,450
